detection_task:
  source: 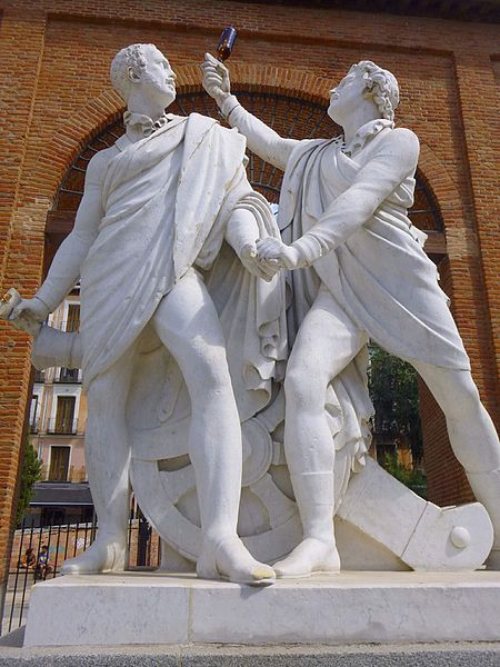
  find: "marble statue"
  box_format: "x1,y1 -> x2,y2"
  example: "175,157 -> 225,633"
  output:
3,48 -> 498,586
8,43 -> 293,585
201,53 -> 500,575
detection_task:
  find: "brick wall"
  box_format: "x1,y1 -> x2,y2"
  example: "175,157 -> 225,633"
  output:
0,0 -> 499,593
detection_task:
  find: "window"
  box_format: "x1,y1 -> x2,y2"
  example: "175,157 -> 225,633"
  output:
51,396 -> 76,434
65,304 -> 80,332
48,446 -> 71,482
29,395 -> 39,433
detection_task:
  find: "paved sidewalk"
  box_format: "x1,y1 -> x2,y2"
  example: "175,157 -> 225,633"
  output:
1,630 -> 500,667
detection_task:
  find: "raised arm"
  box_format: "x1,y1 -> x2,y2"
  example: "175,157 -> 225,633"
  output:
12,149 -> 109,323
201,53 -> 299,172
258,128 -> 420,268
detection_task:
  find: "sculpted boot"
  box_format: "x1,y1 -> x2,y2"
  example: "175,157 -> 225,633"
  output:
196,534 -> 275,585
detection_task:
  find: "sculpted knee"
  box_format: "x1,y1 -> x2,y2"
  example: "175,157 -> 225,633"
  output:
285,367 -> 321,408
188,343 -> 232,396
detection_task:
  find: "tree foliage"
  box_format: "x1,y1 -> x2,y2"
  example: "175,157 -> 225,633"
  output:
368,344 -> 423,464
368,345 -> 427,497
383,453 -> 427,499
16,438 -> 42,525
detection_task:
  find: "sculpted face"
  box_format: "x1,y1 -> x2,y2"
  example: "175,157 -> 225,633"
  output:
136,46 -> 177,108
327,70 -> 369,123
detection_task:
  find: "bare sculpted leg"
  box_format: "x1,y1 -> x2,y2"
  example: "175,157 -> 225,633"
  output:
411,360 -> 500,565
62,352 -> 136,574
274,288 -> 367,577
153,269 -> 274,584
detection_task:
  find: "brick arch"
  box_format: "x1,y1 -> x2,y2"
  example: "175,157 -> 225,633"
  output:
417,143 -> 478,262
35,64 -> 210,201
39,64 -> 331,203
221,63 -> 331,106
44,66 -> 464,229
418,143 -> 462,220
44,73 -> 448,261
37,90 -> 124,202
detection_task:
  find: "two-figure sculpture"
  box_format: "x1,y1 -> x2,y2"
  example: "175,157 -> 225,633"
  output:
3,43 -> 500,581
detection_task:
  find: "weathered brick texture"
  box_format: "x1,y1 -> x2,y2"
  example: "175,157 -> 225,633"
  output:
0,0 -> 498,593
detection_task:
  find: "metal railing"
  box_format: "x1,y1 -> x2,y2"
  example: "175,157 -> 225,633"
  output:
33,370 -> 44,383
55,368 -> 81,384
48,319 -> 80,333
2,516 -> 162,635
46,418 -> 78,435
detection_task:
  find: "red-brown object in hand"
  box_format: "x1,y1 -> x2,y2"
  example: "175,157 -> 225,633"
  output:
217,26 -> 238,61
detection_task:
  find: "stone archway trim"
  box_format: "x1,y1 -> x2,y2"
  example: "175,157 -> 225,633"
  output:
418,143 -> 476,261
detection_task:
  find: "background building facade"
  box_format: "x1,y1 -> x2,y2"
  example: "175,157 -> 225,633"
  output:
30,293 -> 85,484
0,0 -> 499,599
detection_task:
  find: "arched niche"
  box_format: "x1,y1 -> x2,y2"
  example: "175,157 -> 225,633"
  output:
44,89 -> 446,270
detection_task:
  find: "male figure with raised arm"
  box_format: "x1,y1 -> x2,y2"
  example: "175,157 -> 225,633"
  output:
202,53 -> 500,576
12,44 -> 286,584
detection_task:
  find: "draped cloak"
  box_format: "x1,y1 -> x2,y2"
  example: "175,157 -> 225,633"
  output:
78,113 -> 287,459
280,135 -> 470,369
278,134 -> 470,500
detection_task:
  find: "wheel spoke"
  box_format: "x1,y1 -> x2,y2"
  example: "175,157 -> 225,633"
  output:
160,465 -> 196,504
250,473 -> 296,528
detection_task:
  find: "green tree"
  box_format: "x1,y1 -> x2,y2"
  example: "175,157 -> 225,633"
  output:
383,453 -> 427,499
16,438 -> 42,525
368,344 -> 426,497
368,344 -> 423,462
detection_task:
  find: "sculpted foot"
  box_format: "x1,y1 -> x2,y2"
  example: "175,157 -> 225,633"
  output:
273,537 -> 340,578
61,534 -> 127,575
197,536 -> 275,585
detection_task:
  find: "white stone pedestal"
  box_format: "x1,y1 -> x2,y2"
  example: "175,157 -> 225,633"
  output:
23,570 -> 500,648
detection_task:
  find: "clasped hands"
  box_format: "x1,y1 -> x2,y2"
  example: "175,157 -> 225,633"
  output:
240,238 -> 301,281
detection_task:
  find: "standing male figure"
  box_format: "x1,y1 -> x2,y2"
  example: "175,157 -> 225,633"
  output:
202,54 -> 500,576
13,44 -> 284,584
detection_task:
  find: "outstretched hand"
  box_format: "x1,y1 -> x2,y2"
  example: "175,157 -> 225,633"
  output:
11,297 -> 50,322
0,292 -> 46,337
256,238 -> 301,270
9,297 -> 49,336
200,53 -> 231,104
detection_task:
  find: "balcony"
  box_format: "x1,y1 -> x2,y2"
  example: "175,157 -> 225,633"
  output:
54,317 -> 79,334
33,369 -> 44,383
29,419 -> 39,434
55,367 -> 81,384
47,417 -> 78,436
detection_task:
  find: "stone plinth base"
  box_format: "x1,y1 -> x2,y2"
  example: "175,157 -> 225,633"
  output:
24,571 -> 500,648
